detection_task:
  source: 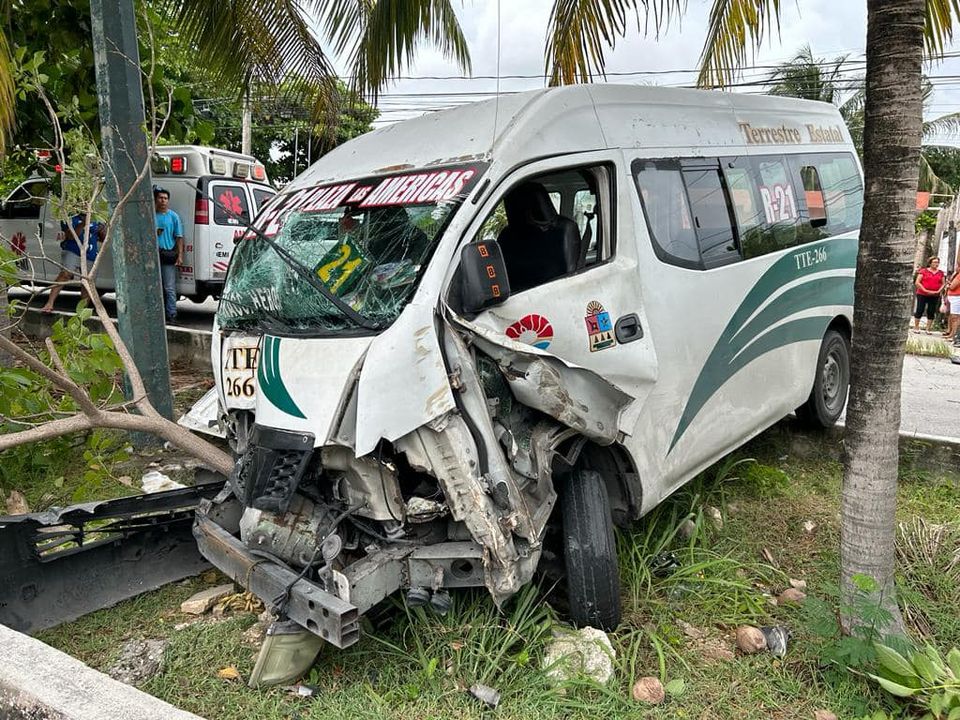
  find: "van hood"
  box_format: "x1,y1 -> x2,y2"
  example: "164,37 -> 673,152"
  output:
254,334 -> 371,444
252,302 -> 457,454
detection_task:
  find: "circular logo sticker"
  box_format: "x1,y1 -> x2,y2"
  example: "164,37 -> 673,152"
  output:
506,314 -> 554,350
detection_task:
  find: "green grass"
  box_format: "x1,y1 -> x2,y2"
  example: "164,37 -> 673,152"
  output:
905,335 -> 953,358
38,428 -> 960,720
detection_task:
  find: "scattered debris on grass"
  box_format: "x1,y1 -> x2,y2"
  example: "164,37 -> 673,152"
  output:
468,683 -> 501,709
631,676 -> 665,704
777,588 -> 807,605
217,666 -> 242,682
543,626 -> 616,684
141,470 -> 185,493
3,489 -> 29,515
736,625 -> 767,654
107,638 -> 167,686
180,584 -> 235,615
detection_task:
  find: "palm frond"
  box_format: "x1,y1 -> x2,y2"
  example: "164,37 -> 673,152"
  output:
544,0 -> 683,86
924,0 -> 960,57
696,0 -> 782,88
923,111 -> 960,138
918,152 -> 953,194
322,0 -> 470,99
766,43 -> 849,103
163,0 -> 336,92
0,29 -> 13,156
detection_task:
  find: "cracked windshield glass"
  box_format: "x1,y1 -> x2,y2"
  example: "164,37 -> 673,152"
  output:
218,164 -> 485,334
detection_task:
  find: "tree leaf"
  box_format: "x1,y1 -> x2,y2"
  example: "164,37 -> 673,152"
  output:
875,643 -> 919,680
664,678 -> 686,696
869,674 -> 918,698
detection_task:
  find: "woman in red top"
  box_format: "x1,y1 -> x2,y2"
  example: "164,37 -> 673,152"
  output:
913,256 -> 945,331
945,261 -> 960,341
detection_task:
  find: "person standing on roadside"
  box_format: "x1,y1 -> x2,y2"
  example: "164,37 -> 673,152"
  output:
154,186 -> 184,323
41,213 -> 104,314
945,262 -> 960,342
913,256 -> 945,332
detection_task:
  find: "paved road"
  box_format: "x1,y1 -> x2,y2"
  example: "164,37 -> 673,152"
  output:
839,352 -> 960,441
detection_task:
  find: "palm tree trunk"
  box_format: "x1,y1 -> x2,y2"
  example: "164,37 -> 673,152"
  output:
841,0 -> 925,634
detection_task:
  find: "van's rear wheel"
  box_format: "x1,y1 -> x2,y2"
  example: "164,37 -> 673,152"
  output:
558,470 -> 621,631
796,328 -> 850,428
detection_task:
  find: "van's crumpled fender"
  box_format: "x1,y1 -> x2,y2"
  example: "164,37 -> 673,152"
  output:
457,318 -> 633,445
394,419 -> 537,603
354,302 -> 456,456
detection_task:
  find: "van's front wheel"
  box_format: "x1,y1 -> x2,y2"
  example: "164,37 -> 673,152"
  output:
558,470 -> 621,631
796,328 -> 850,428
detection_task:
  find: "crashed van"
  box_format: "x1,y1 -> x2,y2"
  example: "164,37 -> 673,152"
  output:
195,85 -> 862,673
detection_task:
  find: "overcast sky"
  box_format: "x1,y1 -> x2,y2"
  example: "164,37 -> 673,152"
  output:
368,0 -> 960,128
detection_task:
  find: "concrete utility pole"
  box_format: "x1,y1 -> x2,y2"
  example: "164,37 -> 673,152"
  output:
90,0 -> 174,422
241,88 -> 253,156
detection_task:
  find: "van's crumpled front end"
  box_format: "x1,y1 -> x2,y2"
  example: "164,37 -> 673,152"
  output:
194,311 -> 588,672
193,158 -> 633,683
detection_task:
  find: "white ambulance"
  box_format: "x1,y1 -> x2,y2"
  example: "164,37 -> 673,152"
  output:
0,145 -> 275,302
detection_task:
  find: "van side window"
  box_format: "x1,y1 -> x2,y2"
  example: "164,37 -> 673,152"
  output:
788,153 -> 863,238
211,184 -> 250,225
681,164 -> 739,269
633,161 -> 699,267
474,165 -> 611,293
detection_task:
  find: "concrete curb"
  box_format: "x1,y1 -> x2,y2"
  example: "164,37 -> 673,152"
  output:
21,307 -> 212,372
0,624 -> 204,720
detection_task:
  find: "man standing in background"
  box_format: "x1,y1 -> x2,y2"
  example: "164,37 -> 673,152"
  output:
153,186 -> 183,323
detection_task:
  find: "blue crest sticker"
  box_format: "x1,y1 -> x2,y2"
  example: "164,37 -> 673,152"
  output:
585,300 -> 616,352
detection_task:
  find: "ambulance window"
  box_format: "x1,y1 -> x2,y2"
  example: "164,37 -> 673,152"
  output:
3,181 -> 48,219
252,188 -> 276,214
633,160 -> 700,268
211,184 -> 250,225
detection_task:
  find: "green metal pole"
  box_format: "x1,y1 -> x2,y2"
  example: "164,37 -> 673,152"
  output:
90,0 -> 174,422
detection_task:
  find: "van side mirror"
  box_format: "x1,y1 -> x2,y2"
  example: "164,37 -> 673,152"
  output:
460,241 -> 511,314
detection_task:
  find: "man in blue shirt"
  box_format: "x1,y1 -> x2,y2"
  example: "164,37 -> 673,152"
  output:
154,186 -> 184,322
40,213 -> 103,314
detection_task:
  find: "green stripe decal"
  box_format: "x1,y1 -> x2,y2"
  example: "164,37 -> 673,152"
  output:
257,335 -> 306,419
669,237 -> 858,452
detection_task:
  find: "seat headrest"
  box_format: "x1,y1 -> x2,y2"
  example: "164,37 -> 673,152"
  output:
503,182 -> 557,226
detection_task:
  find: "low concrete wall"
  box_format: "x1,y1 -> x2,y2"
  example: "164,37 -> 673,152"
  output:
20,307 -> 212,372
0,624 -> 203,720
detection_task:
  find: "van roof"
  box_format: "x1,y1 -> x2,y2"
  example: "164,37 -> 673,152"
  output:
291,84 -> 852,191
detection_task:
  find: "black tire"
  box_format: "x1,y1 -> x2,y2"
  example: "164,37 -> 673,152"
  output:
558,470 -> 621,631
796,328 -> 850,428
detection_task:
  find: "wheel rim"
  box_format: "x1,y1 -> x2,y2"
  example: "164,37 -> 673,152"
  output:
821,346 -> 846,413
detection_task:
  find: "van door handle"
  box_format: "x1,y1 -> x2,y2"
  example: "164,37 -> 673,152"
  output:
615,313 -> 643,344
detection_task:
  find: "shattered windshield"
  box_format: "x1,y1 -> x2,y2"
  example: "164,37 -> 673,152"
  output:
218,164 -> 485,334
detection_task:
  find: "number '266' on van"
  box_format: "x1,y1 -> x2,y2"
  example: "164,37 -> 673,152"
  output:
197,84 -> 862,684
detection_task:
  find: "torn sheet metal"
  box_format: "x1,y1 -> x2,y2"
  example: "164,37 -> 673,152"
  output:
177,387 -> 226,438
0,478 -> 225,633
470,333 -> 632,445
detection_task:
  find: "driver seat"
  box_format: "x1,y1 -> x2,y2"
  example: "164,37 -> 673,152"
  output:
497,182 -> 582,293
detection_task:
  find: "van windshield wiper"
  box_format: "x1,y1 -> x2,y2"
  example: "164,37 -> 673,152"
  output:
186,180 -> 378,331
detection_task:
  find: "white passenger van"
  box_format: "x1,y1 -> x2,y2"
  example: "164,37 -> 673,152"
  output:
0,145 -> 275,302
196,85 -> 862,677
